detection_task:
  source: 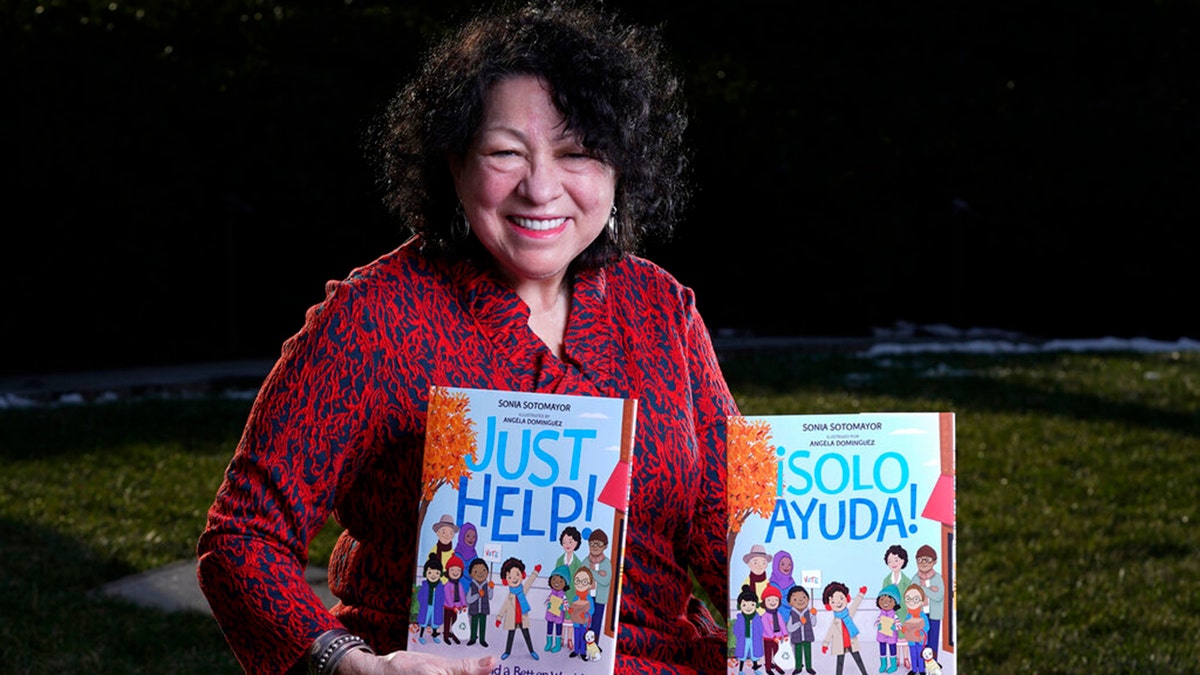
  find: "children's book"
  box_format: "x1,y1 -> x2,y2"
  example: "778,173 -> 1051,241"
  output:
726,413 -> 956,675
409,386 -> 636,673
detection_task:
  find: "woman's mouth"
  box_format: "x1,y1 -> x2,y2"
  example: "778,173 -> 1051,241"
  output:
511,216 -> 567,231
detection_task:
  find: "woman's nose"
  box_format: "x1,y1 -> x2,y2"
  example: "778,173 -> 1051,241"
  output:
518,158 -> 565,204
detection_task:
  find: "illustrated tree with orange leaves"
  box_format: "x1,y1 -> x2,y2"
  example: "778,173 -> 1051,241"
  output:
727,416 -> 777,560
419,386 -> 477,528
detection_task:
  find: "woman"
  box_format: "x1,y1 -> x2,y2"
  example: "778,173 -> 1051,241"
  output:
453,521 -> 479,567
196,1 -> 736,673
554,525 -> 584,595
769,549 -> 796,623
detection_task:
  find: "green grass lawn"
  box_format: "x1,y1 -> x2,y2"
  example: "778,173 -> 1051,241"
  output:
1,349 -> 1197,673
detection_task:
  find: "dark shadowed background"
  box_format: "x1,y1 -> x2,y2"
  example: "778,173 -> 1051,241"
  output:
4,0 -> 1197,376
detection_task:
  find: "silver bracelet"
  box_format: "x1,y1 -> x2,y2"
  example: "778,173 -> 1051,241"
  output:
308,629 -> 374,675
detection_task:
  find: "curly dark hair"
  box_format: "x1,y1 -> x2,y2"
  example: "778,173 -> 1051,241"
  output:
822,580 -> 850,606
365,0 -> 690,270
559,525 -> 582,547
884,544 -> 909,568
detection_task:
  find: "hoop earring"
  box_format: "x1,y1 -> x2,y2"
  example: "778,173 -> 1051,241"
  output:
606,204 -> 619,239
452,203 -> 470,241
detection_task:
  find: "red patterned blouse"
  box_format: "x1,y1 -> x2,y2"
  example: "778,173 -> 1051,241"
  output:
197,239 -> 736,674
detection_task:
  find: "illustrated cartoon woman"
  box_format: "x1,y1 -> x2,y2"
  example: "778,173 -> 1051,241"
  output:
769,549 -> 797,623
555,525 -> 584,593
882,544 -> 911,598
454,521 -> 479,565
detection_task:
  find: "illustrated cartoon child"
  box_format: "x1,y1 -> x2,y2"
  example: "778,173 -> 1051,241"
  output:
586,528 -> 612,643
913,544 -> 945,661
881,545 -> 911,598
544,564 -> 570,653
466,557 -> 493,648
900,583 -> 930,674
440,554 -> 468,645
495,557 -> 541,661
760,584 -> 788,675
743,544 -> 773,608
555,526 -> 584,593
733,583 -> 765,672
567,566 -> 596,660
875,584 -> 902,673
415,552 -> 446,644
820,581 -> 869,675
430,513 -> 460,569
785,585 -> 818,675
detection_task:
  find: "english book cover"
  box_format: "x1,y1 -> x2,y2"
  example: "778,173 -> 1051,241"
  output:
409,386 -> 636,674
726,413 -> 956,675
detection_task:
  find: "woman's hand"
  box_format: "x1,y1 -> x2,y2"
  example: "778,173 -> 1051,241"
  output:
337,648 -> 497,674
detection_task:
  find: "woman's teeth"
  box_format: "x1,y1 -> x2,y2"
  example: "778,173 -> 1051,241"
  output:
511,217 -> 566,231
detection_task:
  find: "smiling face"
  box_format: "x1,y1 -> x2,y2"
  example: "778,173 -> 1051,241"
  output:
748,555 -> 769,576
886,552 -> 905,573
451,75 -> 616,291
505,565 -> 524,588
777,555 -> 793,575
904,588 -> 925,611
470,561 -> 488,584
573,570 -> 593,593
828,590 -> 848,611
561,531 -> 580,554
789,589 -> 810,612
435,524 -> 455,545
464,527 -> 477,546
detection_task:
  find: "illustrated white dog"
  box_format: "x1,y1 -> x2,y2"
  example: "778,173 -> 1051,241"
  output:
584,629 -> 602,661
921,646 -> 943,675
